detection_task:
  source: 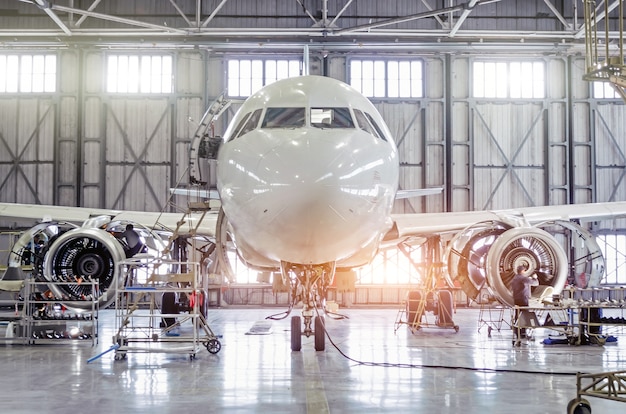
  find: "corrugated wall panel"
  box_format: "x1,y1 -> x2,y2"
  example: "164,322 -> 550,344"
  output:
207,57 -> 225,96
58,96 -> 78,206
572,99 -> 593,204
450,56 -> 471,211
177,51 -> 206,95
572,57 -> 591,100
59,51 -> 80,95
3,98 -> 55,205
58,52 -> 80,205
595,105 -> 626,203
84,52 -> 104,95
83,96 -> 104,208
548,102 -> 569,205
451,102 -> 471,211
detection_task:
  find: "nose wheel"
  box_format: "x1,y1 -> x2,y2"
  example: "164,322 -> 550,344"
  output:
290,315 -> 326,351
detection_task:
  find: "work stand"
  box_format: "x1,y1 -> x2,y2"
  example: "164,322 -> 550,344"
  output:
568,370 -> 626,414
394,288 -> 459,334
477,300 -> 510,338
113,258 -> 221,361
511,304 -> 575,347
393,237 -> 459,334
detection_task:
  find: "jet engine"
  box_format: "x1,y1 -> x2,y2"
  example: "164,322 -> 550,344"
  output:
43,227 -> 126,310
446,221 -> 569,307
4,216 -> 167,311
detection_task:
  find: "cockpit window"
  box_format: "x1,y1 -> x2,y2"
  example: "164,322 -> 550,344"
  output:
364,112 -> 388,142
353,109 -> 388,142
311,107 -> 354,129
261,108 -> 305,128
229,112 -> 252,141
354,109 -> 382,140
235,108 -> 263,139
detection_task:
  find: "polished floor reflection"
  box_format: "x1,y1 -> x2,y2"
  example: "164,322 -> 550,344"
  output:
1,305 -> 625,413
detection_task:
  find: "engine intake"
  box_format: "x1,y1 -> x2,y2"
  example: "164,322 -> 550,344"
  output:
43,228 -> 126,310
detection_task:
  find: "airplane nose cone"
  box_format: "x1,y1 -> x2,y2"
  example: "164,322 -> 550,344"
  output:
257,134 -> 354,196
218,128 -> 397,265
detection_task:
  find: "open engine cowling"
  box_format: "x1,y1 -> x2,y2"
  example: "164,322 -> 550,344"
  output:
446,221 -> 569,307
43,227 -> 126,310
485,226 -> 568,306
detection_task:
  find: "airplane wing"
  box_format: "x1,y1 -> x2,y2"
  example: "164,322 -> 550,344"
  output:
169,187 -> 220,200
0,202 -> 218,237
0,201 -> 219,312
389,200 -> 626,309
395,188 -> 443,199
391,201 -> 626,237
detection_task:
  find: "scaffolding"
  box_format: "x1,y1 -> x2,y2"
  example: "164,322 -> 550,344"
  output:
113,258 -> 221,360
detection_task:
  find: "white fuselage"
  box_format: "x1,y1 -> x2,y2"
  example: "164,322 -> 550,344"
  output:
217,76 -> 398,268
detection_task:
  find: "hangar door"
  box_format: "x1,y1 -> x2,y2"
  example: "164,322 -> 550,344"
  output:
472,102 -> 548,210
0,97 -> 56,205
82,97 -> 173,212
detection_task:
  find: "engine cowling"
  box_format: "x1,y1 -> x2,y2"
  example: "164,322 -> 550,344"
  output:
446,222 -> 569,307
43,227 -> 127,310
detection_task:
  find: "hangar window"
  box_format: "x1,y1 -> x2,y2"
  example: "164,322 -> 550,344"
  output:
106,55 -> 173,93
0,54 -> 56,93
227,58 -> 301,97
597,234 -> 626,284
349,59 -> 423,98
592,81 -> 620,99
473,61 -> 545,99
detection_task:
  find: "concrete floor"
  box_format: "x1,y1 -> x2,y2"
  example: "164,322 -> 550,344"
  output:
1,304 -> 625,414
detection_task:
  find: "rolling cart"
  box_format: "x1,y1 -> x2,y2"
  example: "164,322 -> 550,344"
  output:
568,370 -> 626,414
511,304 -> 575,347
113,257 -> 221,360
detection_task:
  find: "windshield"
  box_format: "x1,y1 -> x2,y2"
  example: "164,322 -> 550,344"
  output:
261,108 -> 306,128
311,107 -> 354,129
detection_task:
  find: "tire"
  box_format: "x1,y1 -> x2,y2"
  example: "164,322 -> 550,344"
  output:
567,398 -> 591,414
161,292 -> 177,327
291,316 -> 302,351
206,339 -> 221,354
314,316 -> 325,351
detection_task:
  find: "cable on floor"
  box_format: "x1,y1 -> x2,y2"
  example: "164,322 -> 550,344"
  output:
314,306 -> 582,377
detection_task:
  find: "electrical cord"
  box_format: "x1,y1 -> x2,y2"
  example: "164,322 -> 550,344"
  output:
314,306 -> 583,377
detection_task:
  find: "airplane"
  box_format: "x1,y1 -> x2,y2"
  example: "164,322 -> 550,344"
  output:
1,75 -> 625,351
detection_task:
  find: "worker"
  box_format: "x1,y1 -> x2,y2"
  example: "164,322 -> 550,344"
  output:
511,265 -> 539,339
117,223 -> 146,258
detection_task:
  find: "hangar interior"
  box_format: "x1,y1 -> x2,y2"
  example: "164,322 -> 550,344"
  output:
1,1 -> 626,302
1,2 -> 626,413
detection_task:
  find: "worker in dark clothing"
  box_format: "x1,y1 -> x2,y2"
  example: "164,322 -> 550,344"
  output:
511,265 -> 539,339
118,224 -> 146,258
